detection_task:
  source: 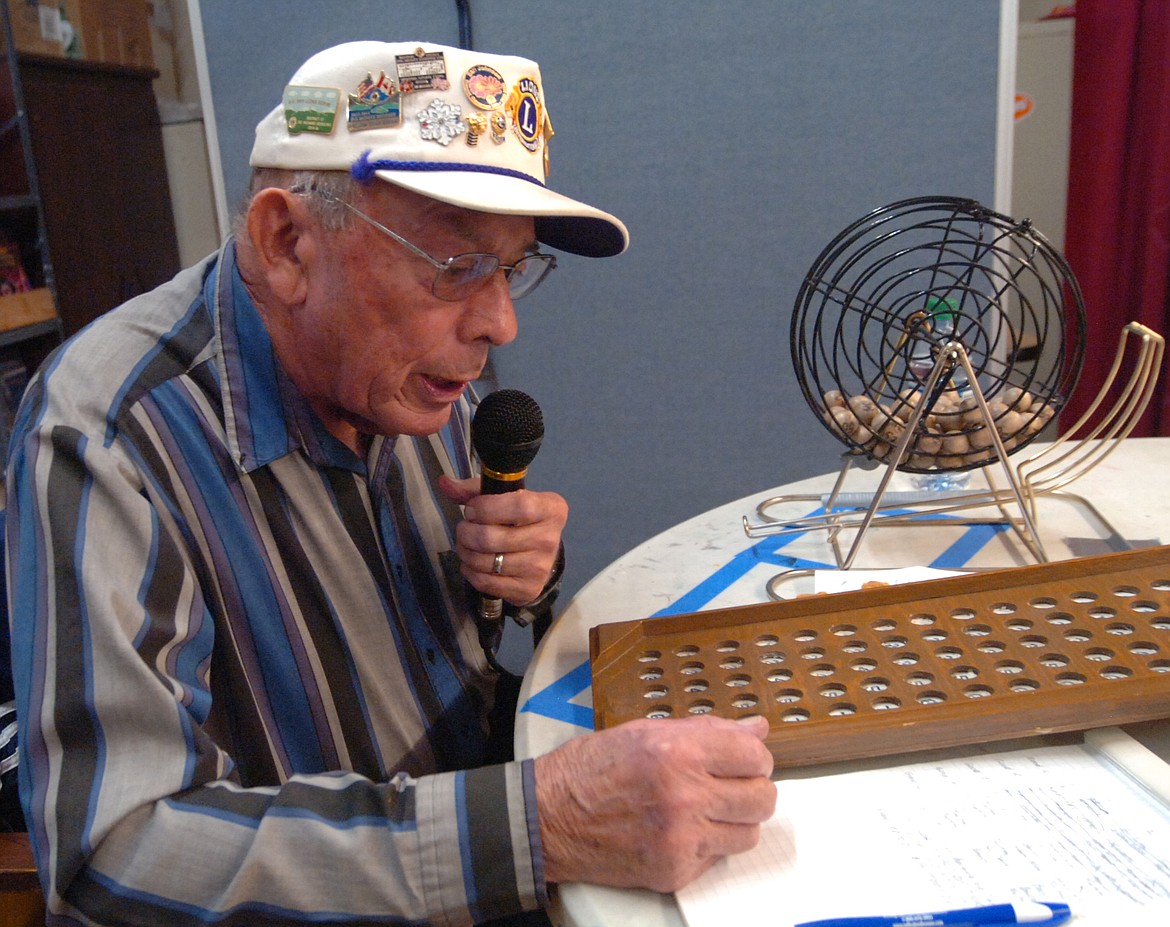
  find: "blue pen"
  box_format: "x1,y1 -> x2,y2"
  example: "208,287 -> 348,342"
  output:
795,901 -> 1072,927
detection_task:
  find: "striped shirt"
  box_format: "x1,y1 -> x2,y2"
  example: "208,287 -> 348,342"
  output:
6,241 -> 544,925
0,514 -> 18,827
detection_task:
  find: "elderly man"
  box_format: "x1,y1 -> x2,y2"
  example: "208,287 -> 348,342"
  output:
7,41 -> 774,925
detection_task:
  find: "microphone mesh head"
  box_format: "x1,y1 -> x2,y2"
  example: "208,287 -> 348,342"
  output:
472,389 -> 544,474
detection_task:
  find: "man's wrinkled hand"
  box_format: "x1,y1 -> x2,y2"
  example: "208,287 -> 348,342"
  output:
437,474 -> 568,606
535,714 -> 776,893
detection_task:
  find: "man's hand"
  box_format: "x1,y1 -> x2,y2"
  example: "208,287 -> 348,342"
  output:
437,474 -> 568,606
535,715 -> 776,893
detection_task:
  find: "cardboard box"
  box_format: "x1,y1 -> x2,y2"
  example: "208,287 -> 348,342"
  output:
0,286 -> 57,333
5,1 -> 153,69
78,0 -> 153,69
4,1 -> 84,59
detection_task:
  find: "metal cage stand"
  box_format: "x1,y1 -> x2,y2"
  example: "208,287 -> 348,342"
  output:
745,322 -> 1164,597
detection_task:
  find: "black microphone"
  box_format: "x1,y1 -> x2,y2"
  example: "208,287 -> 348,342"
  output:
471,389 -> 544,623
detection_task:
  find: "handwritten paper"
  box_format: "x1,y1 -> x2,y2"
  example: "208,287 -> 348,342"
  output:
677,735 -> 1170,927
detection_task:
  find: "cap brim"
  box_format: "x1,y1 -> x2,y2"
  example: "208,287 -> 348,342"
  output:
373,168 -> 629,258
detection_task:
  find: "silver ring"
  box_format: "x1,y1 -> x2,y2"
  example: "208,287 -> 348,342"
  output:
492,552 -> 505,575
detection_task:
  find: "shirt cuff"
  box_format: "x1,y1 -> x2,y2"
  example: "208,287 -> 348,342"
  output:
412,759 -> 547,924
520,758 -> 548,906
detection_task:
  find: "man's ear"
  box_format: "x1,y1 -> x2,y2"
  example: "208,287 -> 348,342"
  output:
244,188 -> 318,305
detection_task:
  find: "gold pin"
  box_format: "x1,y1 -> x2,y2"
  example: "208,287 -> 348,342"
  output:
462,64 -> 507,110
507,77 -> 543,153
465,112 -> 488,146
489,111 -> 508,145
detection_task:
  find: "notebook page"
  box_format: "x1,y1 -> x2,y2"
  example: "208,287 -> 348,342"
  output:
676,739 -> 1170,927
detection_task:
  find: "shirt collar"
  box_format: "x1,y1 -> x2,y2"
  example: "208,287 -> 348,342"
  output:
212,238 -> 364,474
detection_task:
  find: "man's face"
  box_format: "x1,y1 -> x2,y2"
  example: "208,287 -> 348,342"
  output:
285,183 -> 536,444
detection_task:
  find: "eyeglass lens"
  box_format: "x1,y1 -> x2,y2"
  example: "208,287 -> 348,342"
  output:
435,253 -> 555,301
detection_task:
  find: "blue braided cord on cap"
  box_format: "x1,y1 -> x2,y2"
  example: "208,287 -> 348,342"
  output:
351,150 -> 545,187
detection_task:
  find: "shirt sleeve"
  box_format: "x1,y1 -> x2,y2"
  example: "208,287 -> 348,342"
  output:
6,400 -> 546,925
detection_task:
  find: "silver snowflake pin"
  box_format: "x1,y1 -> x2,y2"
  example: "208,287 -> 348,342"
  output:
418,99 -> 467,146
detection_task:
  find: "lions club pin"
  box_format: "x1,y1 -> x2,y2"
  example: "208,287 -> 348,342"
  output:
507,77 -> 543,153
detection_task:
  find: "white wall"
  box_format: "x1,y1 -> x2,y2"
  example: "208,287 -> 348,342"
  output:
1013,16 -> 1074,252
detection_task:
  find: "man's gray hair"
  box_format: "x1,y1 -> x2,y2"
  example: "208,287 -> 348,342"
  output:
231,169 -> 361,237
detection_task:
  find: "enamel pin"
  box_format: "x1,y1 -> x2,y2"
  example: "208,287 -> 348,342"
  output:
462,64 -> 507,147
465,111 -> 488,146
418,98 -> 466,146
347,71 -> 400,131
507,77 -> 543,152
283,85 -> 340,135
396,48 -> 450,93
489,111 -> 508,144
462,64 -> 507,110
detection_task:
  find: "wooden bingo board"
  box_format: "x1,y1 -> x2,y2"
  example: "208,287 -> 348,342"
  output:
590,545 -> 1170,768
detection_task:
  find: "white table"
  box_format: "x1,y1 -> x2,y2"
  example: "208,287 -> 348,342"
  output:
515,437 -> 1170,926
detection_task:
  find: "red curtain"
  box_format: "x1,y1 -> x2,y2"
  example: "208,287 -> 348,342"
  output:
1061,0 -> 1170,434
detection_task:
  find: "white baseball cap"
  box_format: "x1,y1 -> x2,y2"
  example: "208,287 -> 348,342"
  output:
251,40 -> 629,258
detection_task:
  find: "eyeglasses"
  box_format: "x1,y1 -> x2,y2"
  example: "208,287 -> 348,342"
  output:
305,189 -> 557,301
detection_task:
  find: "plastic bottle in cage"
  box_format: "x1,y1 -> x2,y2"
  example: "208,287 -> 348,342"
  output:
908,297 -> 967,389
911,296 -> 972,492
929,297 -> 969,396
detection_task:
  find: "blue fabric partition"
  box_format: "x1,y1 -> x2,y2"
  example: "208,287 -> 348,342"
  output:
198,0 -> 1001,605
